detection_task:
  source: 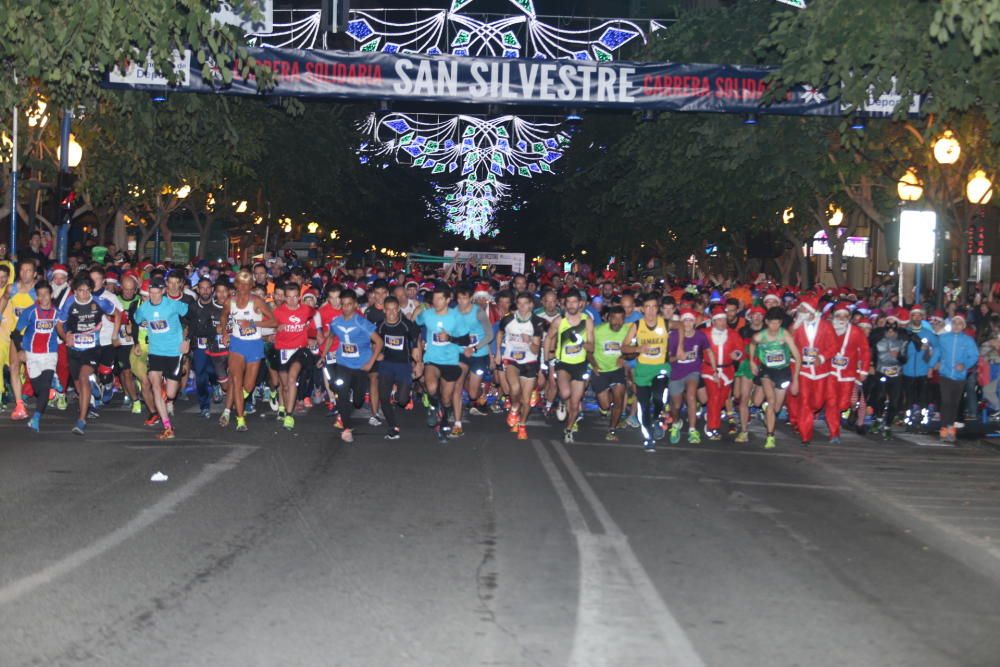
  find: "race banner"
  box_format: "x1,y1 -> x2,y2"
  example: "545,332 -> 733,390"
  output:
105,47 -> 920,117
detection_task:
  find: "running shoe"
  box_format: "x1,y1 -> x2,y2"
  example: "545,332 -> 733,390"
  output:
563,428 -> 574,444
294,400 -> 307,416
101,385 -> 115,405
72,419 -> 86,435
530,388 -> 540,408
829,437 -> 841,445
368,415 -> 383,427
570,420 -> 579,433
734,431 -> 749,444
643,440 -> 656,453
469,406 -> 489,417
688,428 -> 701,445
144,414 -> 161,427
213,385 -> 223,404
385,429 -> 401,441
27,414 -> 40,432
506,409 -> 519,429
425,406 -> 439,428
555,402 -> 568,422
764,435 -> 776,450
653,424 -> 665,441
333,415 -> 345,430
490,401 -> 506,414
450,424 -> 464,438
605,430 -> 619,442
10,403 -> 28,421
87,406 -> 101,420
282,415 -> 295,431
435,426 -> 449,443
244,402 -> 256,415
55,393 -> 68,411
303,397 -> 314,409
516,425 -> 528,441
625,414 -> 641,429
157,428 -> 176,441
219,410 -> 231,428
707,429 -> 722,441
131,400 -> 142,415
200,409 -> 211,419
276,408 -> 287,421
236,416 -> 248,432
326,402 -> 338,417
123,396 -> 132,410
669,423 -> 681,445
267,393 -> 280,412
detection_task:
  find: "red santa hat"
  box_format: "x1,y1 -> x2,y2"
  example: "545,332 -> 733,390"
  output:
749,305 -> 767,317
832,301 -> 853,315
679,309 -> 697,321
51,264 -> 68,276
710,305 -> 727,320
798,295 -> 820,313
762,291 -> 781,305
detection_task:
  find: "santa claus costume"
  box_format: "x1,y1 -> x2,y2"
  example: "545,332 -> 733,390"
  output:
826,302 -> 871,441
701,306 -> 745,438
789,295 -> 839,444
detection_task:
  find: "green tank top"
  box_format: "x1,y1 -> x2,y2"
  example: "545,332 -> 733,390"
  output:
756,328 -> 791,369
555,314 -> 589,364
592,323 -> 630,373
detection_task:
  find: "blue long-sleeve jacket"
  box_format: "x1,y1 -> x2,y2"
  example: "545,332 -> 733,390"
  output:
933,331 -> 979,381
902,321 -> 938,377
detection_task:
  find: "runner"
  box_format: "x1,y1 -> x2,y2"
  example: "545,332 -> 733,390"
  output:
12,281 -> 59,432
132,276 -> 189,440
734,305 -> 766,443
827,302 -> 871,444
375,295 -> 422,440
453,285 -> 494,434
533,288 -> 562,415
189,276 -> 223,419
702,306 -> 744,441
4,259 -> 38,421
547,289 -> 594,443
113,272 -> 142,414
415,286 -> 471,441
272,282 -> 315,430
589,305 -> 629,442
495,292 -> 547,441
667,310 -> 713,445
622,293 -> 671,452
319,288 -> 383,443
869,313 -> 907,439
219,270 -> 277,432
56,275 -> 117,435
749,308 -> 801,450
789,295 -> 837,445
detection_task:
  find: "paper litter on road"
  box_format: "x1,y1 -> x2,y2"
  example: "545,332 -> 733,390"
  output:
150,472 -> 169,482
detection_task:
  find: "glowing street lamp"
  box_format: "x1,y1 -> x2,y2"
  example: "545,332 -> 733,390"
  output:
175,184 -> 191,199
56,133 -> 83,168
307,221 -> 320,234
933,130 -> 961,165
966,170 -> 994,205
897,167 -> 924,202
234,200 -> 248,213
782,207 -> 795,225
826,204 -> 843,227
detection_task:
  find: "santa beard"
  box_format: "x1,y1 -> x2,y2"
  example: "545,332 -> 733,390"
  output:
833,320 -> 848,335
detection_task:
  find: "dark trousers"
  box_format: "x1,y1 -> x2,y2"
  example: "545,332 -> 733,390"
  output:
903,375 -> 929,409
939,377 -> 965,427
870,375 -> 903,423
636,375 -> 669,442
192,348 -> 217,411
334,365 -> 369,424
377,362 -> 413,431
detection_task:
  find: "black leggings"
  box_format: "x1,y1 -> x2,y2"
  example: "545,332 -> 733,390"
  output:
334,366 -> 368,424
377,373 -> 413,431
939,377 -> 965,427
903,375 -> 929,409
29,369 -> 55,416
869,375 -> 903,423
636,375 -> 670,441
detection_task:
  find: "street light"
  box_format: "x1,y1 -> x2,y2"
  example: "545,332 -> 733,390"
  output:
175,184 -> 191,199
307,221 -> 320,234
933,130 -> 961,165
827,205 -> 843,227
782,207 -> 795,225
234,200 -> 248,213
966,170 -> 994,205
56,133 -> 83,167
897,167 -> 924,201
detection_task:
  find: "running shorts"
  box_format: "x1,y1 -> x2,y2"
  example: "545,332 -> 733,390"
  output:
556,361 -> 589,383
634,362 -> 670,388
148,354 -> 184,382
590,367 -> 626,395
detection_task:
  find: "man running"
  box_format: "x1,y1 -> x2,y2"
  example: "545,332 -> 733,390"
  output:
416,286 -> 470,441
496,292 -> 547,440
133,276 -> 189,440
453,285 -> 494,434
375,296 -> 422,440
13,281 -> 59,432
702,306 -> 744,441
547,289 -> 594,443
622,293 -> 671,452
668,310 -> 712,445
589,305 -> 629,442
273,282 -> 315,430
189,276 -> 223,419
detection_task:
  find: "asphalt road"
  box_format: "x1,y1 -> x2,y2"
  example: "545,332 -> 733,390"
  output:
2,395 -> 1000,667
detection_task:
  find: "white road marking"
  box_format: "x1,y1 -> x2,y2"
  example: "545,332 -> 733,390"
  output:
533,440 -> 705,667
0,445 -> 257,607
584,471 -> 851,491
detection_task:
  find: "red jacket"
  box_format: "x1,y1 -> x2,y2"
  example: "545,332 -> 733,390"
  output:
829,323 -> 870,383
701,327 -> 745,386
792,319 -> 838,380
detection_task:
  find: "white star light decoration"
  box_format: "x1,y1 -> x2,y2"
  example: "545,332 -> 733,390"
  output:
359,113 -> 570,239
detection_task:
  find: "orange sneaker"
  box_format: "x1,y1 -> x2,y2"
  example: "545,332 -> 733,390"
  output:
516,424 -> 528,440
11,403 -> 29,421
157,428 -> 175,441
506,409 -> 519,429
333,415 -> 345,430
530,389 -> 540,408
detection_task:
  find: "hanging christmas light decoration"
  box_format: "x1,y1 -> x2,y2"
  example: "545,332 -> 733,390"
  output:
247,11 -> 321,49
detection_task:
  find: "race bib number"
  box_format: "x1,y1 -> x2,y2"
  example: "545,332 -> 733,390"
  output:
765,351 -> 786,368
239,323 -> 257,337
196,337 -> 208,349
385,335 -> 405,350
432,331 -> 449,345
74,332 -> 96,349
883,365 -> 900,378
831,354 -> 849,369
683,350 -> 697,362
308,340 -> 319,353
280,349 -> 296,364
36,319 -> 55,332
511,350 -> 527,362
802,346 -> 819,365
150,320 -> 169,333
341,343 -> 359,358
325,352 -> 337,365
603,341 -> 621,354
643,346 -> 661,357
564,343 -> 583,355
469,334 -> 480,346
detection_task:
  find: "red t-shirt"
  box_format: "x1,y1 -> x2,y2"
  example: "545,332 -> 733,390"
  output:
274,304 -> 315,350
316,304 -> 342,352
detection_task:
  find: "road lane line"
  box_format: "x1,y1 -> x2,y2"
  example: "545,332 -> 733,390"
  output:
584,471 -> 851,491
533,440 -> 705,667
0,445 -> 257,608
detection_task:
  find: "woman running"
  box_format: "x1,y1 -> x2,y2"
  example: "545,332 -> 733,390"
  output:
748,307 -> 801,450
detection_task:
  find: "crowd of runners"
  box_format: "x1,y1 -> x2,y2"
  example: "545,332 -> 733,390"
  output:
0,252 -> 995,449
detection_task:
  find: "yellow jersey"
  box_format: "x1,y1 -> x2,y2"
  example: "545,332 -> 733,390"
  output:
636,317 -> 668,365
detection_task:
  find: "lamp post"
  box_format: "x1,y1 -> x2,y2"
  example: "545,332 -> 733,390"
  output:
55,110 -> 75,264
966,169 -> 994,284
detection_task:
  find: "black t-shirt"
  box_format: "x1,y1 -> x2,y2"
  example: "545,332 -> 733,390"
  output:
377,317 -> 421,364
189,298 -> 221,339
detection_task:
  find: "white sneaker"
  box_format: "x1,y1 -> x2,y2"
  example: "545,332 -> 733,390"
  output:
555,403 -> 568,422
368,415 -> 383,426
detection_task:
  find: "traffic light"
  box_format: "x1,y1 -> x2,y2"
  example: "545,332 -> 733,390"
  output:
56,171 -> 77,209
321,0 -> 350,33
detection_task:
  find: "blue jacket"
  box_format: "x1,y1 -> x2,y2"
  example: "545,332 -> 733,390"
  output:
933,331 -> 979,381
902,321 -> 938,377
